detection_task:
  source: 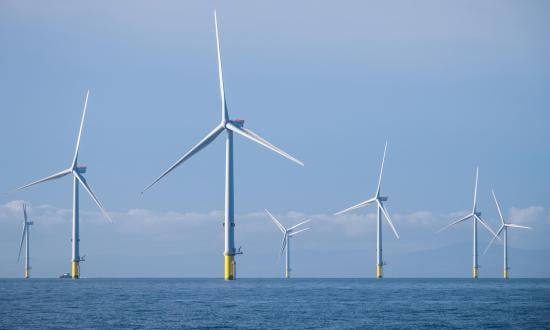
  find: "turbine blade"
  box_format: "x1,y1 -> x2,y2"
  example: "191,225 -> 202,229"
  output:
72,90 -> 90,168
226,123 -> 304,166
288,219 -> 311,231
475,215 -> 499,239
17,223 -> 27,262
491,189 -> 506,225
378,200 -> 399,239
12,168 -> 72,192
505,224 -> 532,229
74,172 -> 112,223
376,141 -> 388,196
142,124 -> 225,194
482,225 -> 504,256
438,213 -> 473,233
264,209 -> 286,233
472,167 -> 479,212
279,234 -> 287,256
214,11 -> 229,122
289,227 -> 310,237
334,197 -> 376,216
23,203 -> 28,222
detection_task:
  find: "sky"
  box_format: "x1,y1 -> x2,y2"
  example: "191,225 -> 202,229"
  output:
0,0 -> 549,278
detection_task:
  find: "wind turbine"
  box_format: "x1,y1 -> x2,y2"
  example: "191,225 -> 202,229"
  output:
12,90 -> 112,279
265,209 -> 310,278
141,12 -> 303,281
334,142 -> 399,279
439,167 -> 498,279
483,189 -> 532,279
17,203 -> 33,279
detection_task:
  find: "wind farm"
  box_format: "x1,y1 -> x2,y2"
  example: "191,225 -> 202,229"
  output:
1,2 -> 548,328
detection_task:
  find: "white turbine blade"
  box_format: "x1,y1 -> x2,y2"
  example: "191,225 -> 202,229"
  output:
482,225 -> 504,256
214,11 -> 229,122
17,222 -> 27,262
12,168 -> 72,192
279,234 -> 287,256
376,141 -> 388,196
438,213 -> 473,232
378,200 -> 399,239
491,189 -> 506,225
505,223 -> 532,229
22,203 -> 28,222
225,122 -> 304,166
334,197 -> 376,216
475,215 -> 499,239
142,124 -> 225,194
72,89 -> 90,168
288,219 -> 311,231
264,209 -> 286,233
472,167 -> 479,211
74,172 -> 112,223
289,227 -> 310,237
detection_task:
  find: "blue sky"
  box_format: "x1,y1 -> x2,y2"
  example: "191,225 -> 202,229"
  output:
0,0 -> 549,278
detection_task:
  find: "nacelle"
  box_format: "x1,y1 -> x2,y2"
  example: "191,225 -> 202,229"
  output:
231,119 -> 245,128
75,166 -> 87,174
379,196 -> 388,202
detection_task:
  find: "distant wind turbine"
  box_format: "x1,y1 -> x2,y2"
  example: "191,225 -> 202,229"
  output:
141,12 -> 303,281
334,142 -> 399,279
17,203 -> 33,279
439,167 -> 498,279
12,90 -> 112,279
265,209 -> 310,278
483,189 -> 532,279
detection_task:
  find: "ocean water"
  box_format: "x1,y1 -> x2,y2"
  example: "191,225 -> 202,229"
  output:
1,278 -> 549,329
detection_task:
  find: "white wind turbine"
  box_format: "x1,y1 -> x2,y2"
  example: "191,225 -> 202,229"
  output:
12,90 -> 112,279
17,203 -> 33,279
265,209 -> 310,278
483,189 -> 532,279
334,142 -> 399,279
141,12 -> 303,281
439,167 -> 498,279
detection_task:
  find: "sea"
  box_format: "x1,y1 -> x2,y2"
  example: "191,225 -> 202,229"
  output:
1,278 -> 549,329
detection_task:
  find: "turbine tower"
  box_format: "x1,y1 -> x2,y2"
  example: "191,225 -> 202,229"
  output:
483,189 -> 532,279
334,142 -> 399,279
13,90 -> 112,279
17,203 -> 33,279
265,209 -> 310,278
141,12 -> 303,281
439,167 -> 498,279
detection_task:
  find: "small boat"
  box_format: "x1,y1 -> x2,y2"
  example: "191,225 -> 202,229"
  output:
59,273 -> 71,279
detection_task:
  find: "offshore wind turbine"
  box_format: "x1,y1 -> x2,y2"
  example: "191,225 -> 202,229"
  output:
17,203 -> 33,279
439,167 -> 498,279
141,12 -> 303,281
12,90 -> 112,279
265,209 -> 310,278
334,142 -> 399,279
483,189 -> 532,279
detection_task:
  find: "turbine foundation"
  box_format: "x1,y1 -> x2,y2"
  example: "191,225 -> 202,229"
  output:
72,260 -> 80,279
472,266 -> 479,279
504,269 -> 509,279
224,255 -> 235,280
376,264 -> 383,279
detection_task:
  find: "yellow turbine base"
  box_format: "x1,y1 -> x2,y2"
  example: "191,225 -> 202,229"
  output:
24,269 -> 29,279
72,261 -> 80,279
224,255 -> 234,281
504,269 -> 509,279
473,267 -> 479,279
376,265 -> 383,279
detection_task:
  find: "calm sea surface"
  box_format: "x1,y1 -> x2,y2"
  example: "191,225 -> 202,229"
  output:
1,278 -> 549,329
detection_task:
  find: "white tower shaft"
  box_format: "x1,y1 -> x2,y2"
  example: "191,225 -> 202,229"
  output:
473,218 -> 478,279
25,223 -> 30,279
72,175 -> 80,279
376,206 -> 383,279
503,227 -> 509,279
224,130 -> 236,280
286,236 -> 290,279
